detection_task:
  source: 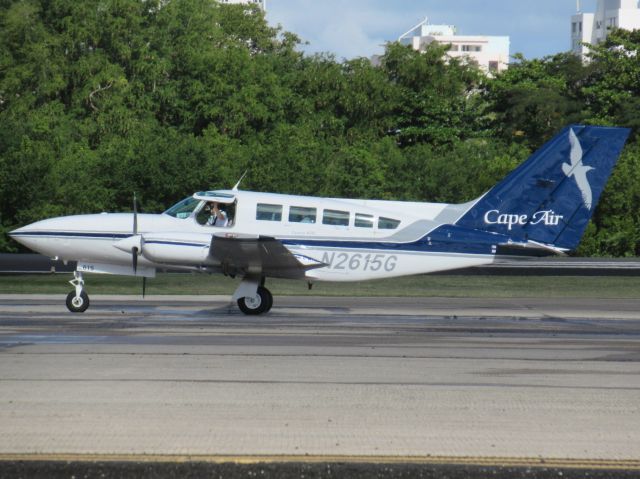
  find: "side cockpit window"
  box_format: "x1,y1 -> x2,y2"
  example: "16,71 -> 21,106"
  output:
197,201 -> 235,227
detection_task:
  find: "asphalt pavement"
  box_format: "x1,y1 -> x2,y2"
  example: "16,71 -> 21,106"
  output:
1,295 -> 639,478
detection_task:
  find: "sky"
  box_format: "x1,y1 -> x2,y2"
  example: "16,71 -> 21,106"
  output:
266,0 -> 599,60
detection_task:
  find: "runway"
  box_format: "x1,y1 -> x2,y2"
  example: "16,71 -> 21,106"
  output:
0,294 -> 639,469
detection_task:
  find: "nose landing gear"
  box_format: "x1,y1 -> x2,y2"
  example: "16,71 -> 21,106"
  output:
66,271 -> 90,313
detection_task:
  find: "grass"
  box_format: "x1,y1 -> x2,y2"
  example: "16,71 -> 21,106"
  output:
0,273 -> 639,298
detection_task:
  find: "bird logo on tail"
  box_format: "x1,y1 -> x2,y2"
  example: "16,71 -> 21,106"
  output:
562,128 -> 594,210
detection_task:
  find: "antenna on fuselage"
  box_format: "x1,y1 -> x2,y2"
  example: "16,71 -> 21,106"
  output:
232,170 -> 248,191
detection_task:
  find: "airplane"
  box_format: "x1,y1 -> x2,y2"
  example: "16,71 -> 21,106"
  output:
9,125 -> 630,315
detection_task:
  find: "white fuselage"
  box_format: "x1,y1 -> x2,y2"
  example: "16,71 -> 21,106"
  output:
11,190 -> 493,282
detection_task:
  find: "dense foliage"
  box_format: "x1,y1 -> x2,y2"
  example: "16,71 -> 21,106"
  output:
1,0 -> 639,255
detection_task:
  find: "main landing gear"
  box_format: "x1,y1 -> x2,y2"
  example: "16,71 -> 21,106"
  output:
66,271 -> 89,313
237,285 -> 273,315
232,277 -> 273,315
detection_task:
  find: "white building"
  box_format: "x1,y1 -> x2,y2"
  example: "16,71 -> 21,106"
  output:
218,0 -> 266,11
398,18 -> 510,74
571,0 -> 640,58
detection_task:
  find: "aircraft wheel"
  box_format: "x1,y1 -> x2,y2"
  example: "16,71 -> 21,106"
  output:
263,287 -> 274,313
237,286 -> 272,315
66,290 -> 90,313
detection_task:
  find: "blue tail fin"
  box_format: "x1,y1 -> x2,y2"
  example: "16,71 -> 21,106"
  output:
455,125 -> 630,250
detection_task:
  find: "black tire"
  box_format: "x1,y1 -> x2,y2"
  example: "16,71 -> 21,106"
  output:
66,290 -> 90,313
263,287 -> 274,313
237,286 -> 272,315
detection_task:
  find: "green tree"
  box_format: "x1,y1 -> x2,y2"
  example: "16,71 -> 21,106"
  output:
577,144 -> 640,256
484,53 -> 588,148
381,42 -> 485,147
583,29 -> 640,137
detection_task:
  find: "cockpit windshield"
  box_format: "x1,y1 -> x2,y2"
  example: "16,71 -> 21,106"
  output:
164,191 -> 237,223
163,197 -> 201,219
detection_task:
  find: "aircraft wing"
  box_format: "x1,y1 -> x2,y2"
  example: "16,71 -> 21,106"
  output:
210,235 -> 325,279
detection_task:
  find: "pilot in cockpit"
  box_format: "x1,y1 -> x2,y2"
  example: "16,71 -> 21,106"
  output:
206,202 -> 229,227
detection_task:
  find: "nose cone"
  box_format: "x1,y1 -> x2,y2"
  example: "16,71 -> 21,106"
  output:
9,220 -> 47,251
10,223 -> 35,235
8,213 -> 138,258
10,221 -> 38,238
9,216 -> 81,255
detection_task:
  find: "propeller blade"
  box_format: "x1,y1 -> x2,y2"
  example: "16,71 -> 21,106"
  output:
142,277 -> 146,298
132,193 -> 140,275
132,246 -> 138,274
133,192 -> 138,235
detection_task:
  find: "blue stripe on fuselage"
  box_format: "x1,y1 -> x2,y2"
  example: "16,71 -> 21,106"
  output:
144,240 -> 209,248
283,225 -> 510,256
12,226 -> 512,256
10,232 -> 209,248
10,231 -> 130,239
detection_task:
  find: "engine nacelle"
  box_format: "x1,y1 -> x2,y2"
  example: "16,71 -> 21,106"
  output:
141,233 -> 212,266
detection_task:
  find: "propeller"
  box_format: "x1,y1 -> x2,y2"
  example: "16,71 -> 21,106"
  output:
112,196 -> 144,288
132,193 -> 139,274
133,192 -> 138,233
132,193 -> 146,299
131,191 -> 147,298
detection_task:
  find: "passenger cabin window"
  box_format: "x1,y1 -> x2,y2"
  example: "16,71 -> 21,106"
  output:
378,217 -> 400,230
256,203 -> 282,221
355,213 -> 373,228
322,209 -> 349,226
289,206 -> 316,224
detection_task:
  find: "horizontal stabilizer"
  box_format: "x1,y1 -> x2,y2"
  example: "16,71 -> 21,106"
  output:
496,240 -> 568,257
